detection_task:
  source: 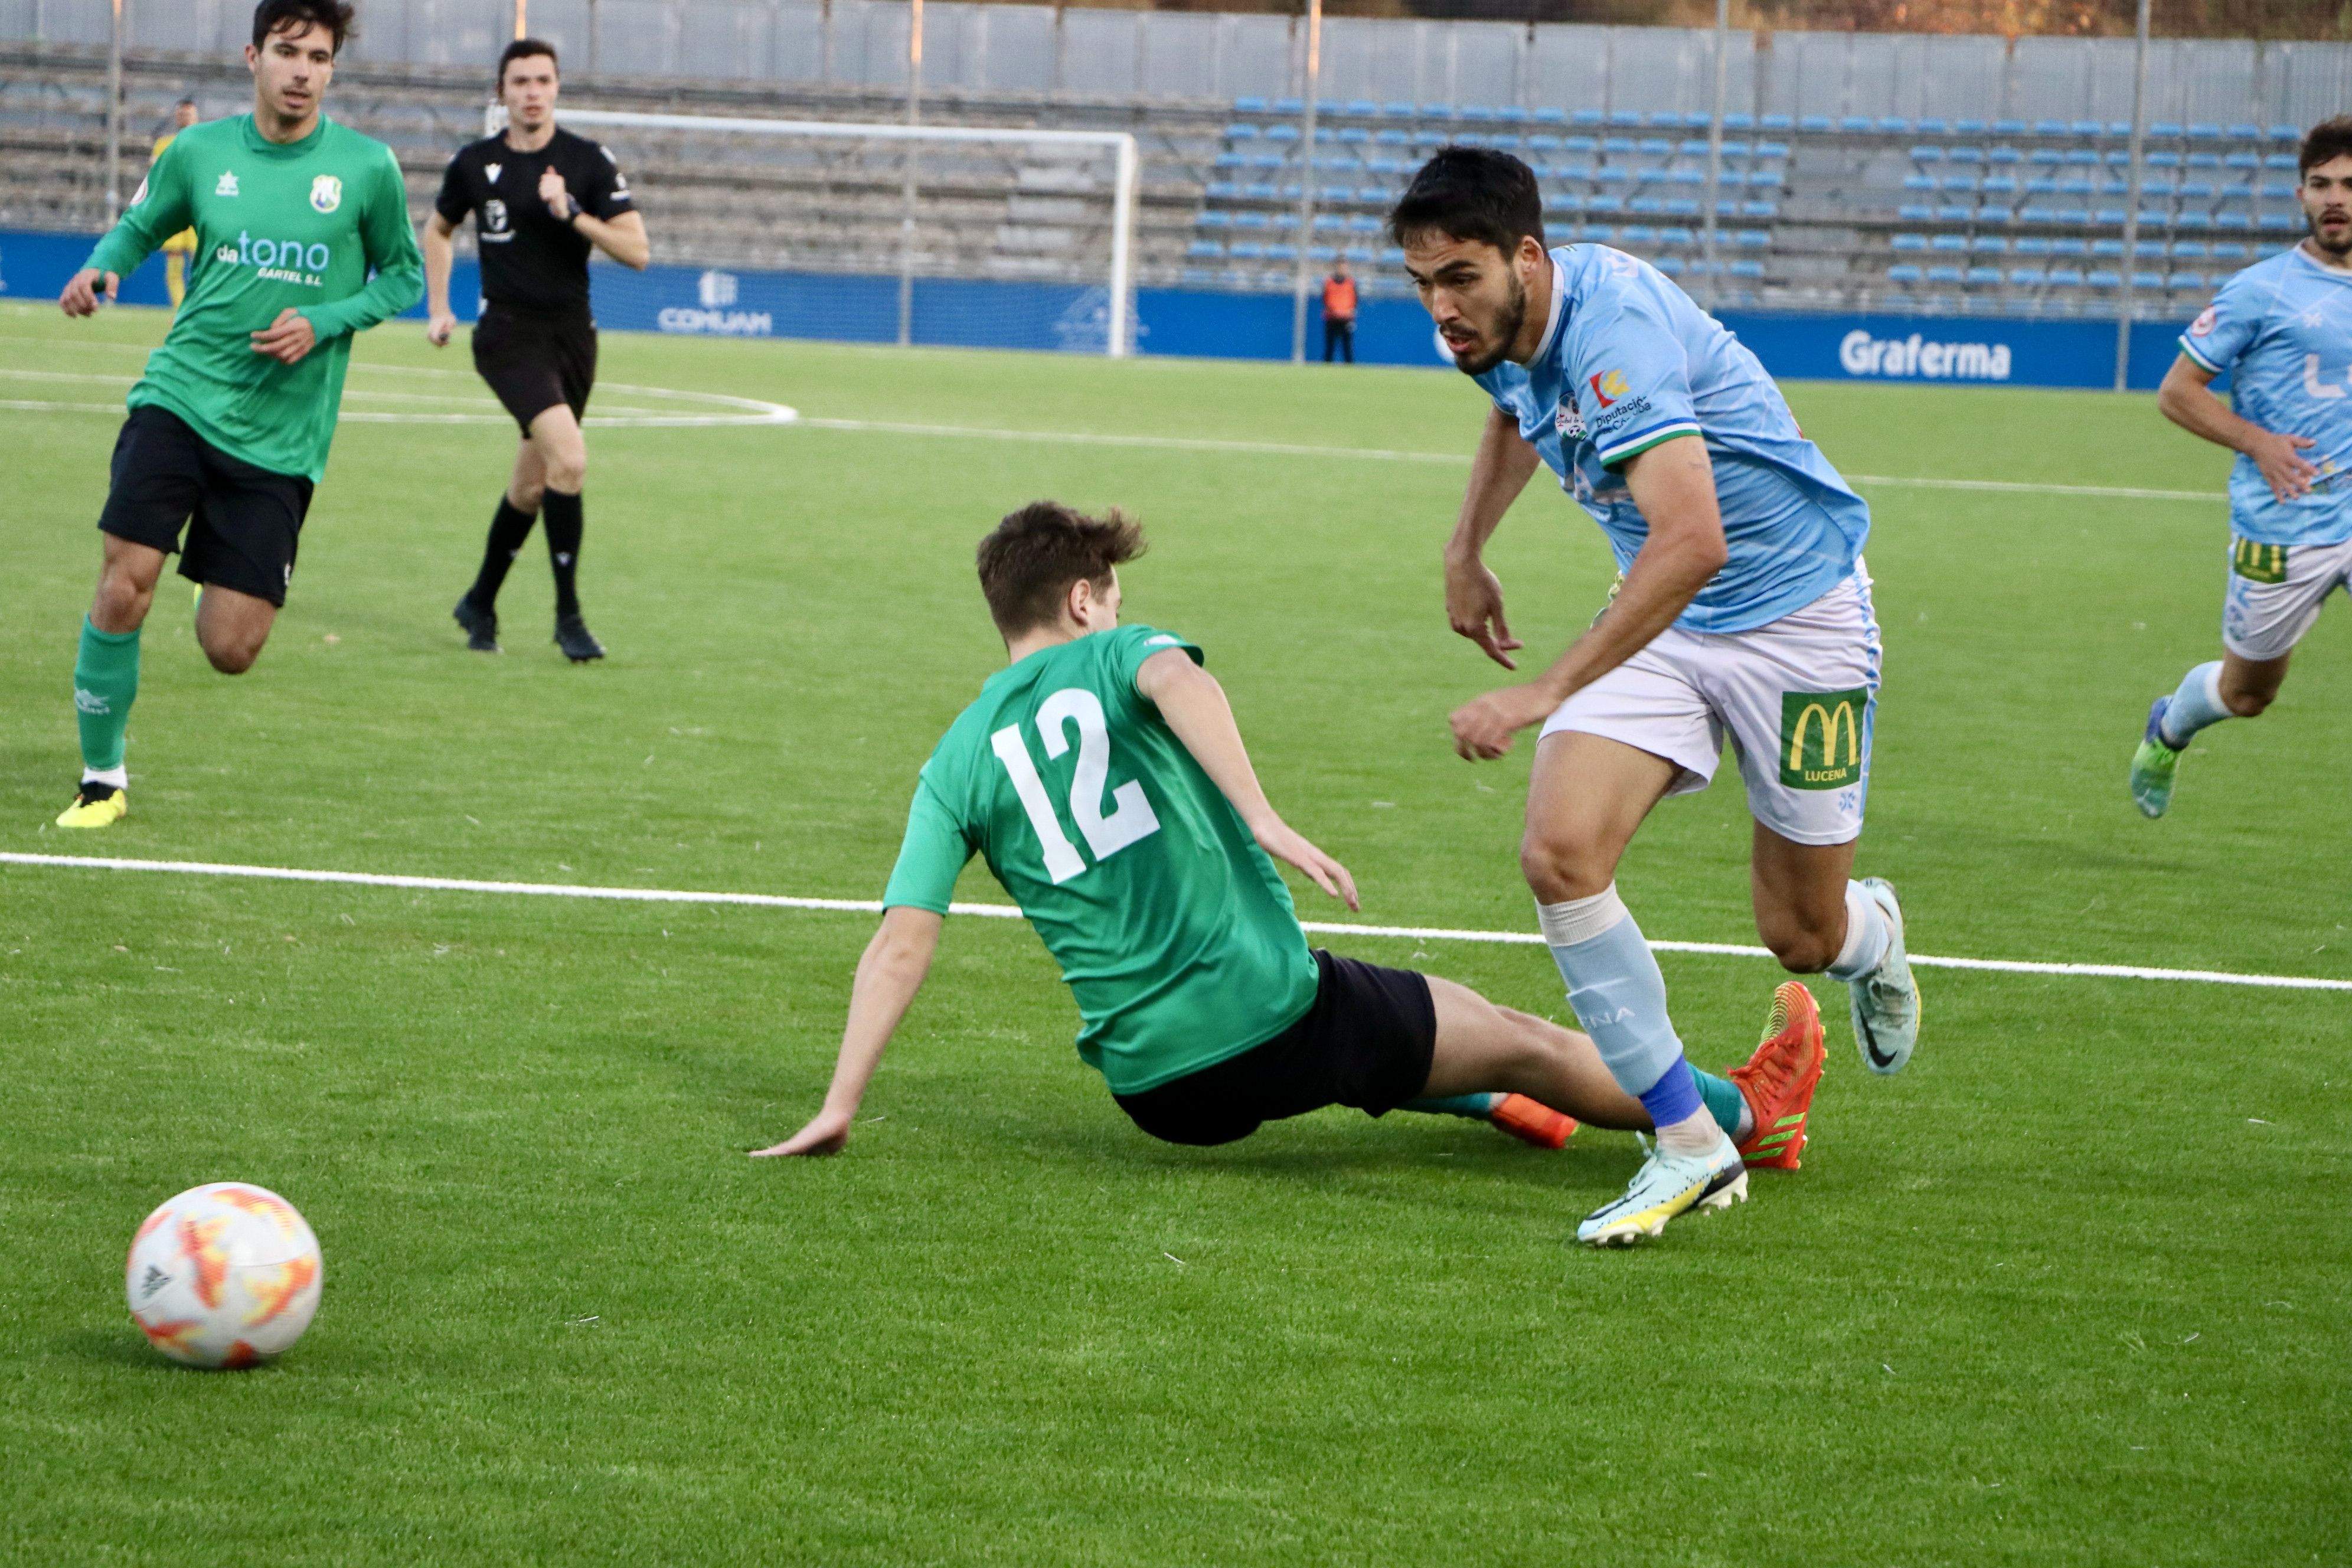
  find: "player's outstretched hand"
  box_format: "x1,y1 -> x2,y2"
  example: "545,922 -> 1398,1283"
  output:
426,311 -> 458,348
1254,818 -> 1360,912
750,1108 -> 855,1158
1445,553 -> 1522,669
60,268 -> 119,316
2249,429 -> 2320,502
1449,682 -> 1556,762
250,308 -> 318,365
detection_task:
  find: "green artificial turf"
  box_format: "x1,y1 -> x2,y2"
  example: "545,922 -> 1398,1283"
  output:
1,300 -> 2345,1566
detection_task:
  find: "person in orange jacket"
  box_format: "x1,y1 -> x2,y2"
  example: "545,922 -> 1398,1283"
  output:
1321,258 -> 1357,363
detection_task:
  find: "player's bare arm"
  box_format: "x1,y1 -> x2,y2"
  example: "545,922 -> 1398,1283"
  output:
2155,355 -> 2317,502
422,211 -> 460,345
1443,403 -> 1541,669
1449,433 -> 1727,760
751,906 -> 943,1158
538,166 -> 651,270
1136,648 -> 1360,911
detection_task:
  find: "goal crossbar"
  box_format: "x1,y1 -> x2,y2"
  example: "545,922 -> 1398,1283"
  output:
537,107 -> 1140,357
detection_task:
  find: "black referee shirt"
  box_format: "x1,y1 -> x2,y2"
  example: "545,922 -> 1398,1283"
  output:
435,126 -> 635,315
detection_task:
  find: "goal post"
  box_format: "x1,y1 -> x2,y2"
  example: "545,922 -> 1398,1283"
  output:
481,106 -> 1141,358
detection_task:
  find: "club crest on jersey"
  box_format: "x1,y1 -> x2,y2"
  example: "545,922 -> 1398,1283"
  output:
215,170 -> 240,197
485,162 -> 502,184
2189,305 -> 2217,338
484,198 -> 510,233
309,174 -> 341,213
1556,400 -> 1586,438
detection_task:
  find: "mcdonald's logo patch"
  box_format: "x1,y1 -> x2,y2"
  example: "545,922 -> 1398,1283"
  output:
1779,688 -> 1867,790
2232,538 -> 2288,584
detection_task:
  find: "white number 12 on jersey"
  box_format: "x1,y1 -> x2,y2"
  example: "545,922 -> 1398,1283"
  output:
989,688 -> 1161,884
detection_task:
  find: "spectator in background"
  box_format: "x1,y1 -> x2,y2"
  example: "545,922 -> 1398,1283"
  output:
152,99 -> 200,309
1322,259 -> 1357,364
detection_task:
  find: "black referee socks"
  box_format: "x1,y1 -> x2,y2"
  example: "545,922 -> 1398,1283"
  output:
542,489 -> 584,620
468,496 -> 539,609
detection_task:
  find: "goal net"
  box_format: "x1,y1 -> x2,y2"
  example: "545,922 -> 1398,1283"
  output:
483,107 -> 1139,357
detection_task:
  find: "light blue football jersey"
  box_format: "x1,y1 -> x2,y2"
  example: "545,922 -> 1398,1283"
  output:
2178,246 -> 2352,547
1474,246 -> 1870,635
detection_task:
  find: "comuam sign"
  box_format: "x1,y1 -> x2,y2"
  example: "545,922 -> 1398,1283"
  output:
1835,329 -> 2014,381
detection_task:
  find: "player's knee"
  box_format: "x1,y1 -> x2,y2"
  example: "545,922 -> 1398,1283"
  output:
508,479 -> 545,514
543,446 -> 587,493
2223,685 -> 2273,718
1759,912 -> 1841,974
91,573 -> 152,633
1518,829 -> 1615,904
199,629 -> 263,675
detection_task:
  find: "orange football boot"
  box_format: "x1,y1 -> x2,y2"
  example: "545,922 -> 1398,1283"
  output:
1489,1093 -> 1577,1149
1729,981 -> 1826,1171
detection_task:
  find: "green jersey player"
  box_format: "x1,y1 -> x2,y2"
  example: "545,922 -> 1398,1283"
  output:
754,502 -> 1828,1224
54,0 -> 423,829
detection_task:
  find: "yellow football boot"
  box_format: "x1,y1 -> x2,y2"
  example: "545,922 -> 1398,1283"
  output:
55,781 -> 128,829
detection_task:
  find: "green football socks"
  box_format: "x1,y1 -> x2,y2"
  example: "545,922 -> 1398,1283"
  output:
73,618 -> 141,775
1404,1093 -> 1503,1118
1694,1067 -> 1750,1141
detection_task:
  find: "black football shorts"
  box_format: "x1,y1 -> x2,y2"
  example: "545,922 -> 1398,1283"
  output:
96,405 -> 314,607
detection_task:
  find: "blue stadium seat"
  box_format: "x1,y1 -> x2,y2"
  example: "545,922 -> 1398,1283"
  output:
2027,178 -> 2060,197
2049,266 -> 2086,286
1755,140 -> 1790,159
2014,236 -> 2052,256
1661,226 -> 1696,246
2177,211 -> 2214,230
2150,122 -> 2184,139
1638,136 -> 1673,156
1224,123 -> 1259,141
1570,108 -> 1604,128
1734,228 -> 1769,248
2033,119 -> 2067,136
1341,100 -> 1378,119
1533,107 -> 1567,126
1916,117 -> 1949,135
2187,123 -> 2223,141
1230,241 -> 1265,260
1740,200 -> 1780,220
1628,195 -> 1666,215
2167,270 -> 2205,289
1947,146 -> 1984,165
1799,115 -> 1833,133
1898,202 -> 1934,220
1581,223 -> 1617,242
1966,265 -> 2003,285
1621,223 -> 1659,244
1886,264 -> 1925,284
2070,120 -> 2103,137
1185,240 -> 1223,260
1955,119 -> 1988,135
1983,175 -> 2020,197
1910,145 -> 1946,164
2010,267 -> 2047,286
2050,237 -> 2088,257
2269,124 -> 2300,142
1265,242 -> 1297,261
1375,128 -> 1410,147
1879,116 -> 1911,134
1838,116 -> 1871,133
2065,148 -> 2100,166
1420,103 -> 1456,119
1609,110 -> 1642,129
2181,179 -> 2216,200
1759,114 -> 1794,132
1971,235 -> 2008,254
1992,118 -> 2027,136
1720,139 -> 1752,158
1730,259 -> 1766,279
2131,270 -> 2165,289
1381,102 -> 1415,118
1198,210 -> 1233,228
1941,174 -> 1981,194
1234,96 -> 1270,114
1724,112 -> 1755,130
1927,264 -> 1965,284
1988,146 -> 2023,166
2216,212 -> 2255,232
2212,241 -> 2250,261
2028,148 -> 2063,166
1461,105 -> 1497,123
1528,134 -> 1563,152
2087,269 -> 2122,289
1664,196 -> 1701,215
1935,204 -> 1974,223
1929,234 -> 1968,253
1602,135 -> 1636,155
1654,256 -> 1685,276
1273,97 -> 1305,115
1265,124 -> 1299,143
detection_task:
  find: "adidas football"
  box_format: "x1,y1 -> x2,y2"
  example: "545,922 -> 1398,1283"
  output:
124,1182 -> 323,1369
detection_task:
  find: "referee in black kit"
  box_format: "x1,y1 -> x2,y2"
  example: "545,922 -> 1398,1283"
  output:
424,37 -> 649,661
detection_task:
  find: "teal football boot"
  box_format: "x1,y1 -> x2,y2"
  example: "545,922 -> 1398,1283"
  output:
1575,1132 -> 1747,1247
2130,697 -> 2183,819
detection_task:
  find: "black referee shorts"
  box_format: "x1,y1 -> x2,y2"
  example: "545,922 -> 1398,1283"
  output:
1113,950 -> 1438,1147
472,304 -> 597,435
96,406 -> 314,607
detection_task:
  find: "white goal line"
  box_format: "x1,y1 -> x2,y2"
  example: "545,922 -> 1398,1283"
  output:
3,851 -> 2343,994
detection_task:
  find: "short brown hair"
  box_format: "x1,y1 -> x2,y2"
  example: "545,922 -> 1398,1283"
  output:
975,501 -> 1145,636
251,0 -> 354,54
2301,116 -> 2352,177
499,37 -> 558,86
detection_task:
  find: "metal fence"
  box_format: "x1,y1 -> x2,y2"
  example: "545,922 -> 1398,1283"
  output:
8,0 -> 2351,126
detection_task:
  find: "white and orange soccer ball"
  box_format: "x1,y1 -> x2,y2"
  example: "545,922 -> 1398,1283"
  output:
124,1182 -> 323,1369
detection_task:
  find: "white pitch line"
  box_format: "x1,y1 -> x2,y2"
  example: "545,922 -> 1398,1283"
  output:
4,851 -> 2344,993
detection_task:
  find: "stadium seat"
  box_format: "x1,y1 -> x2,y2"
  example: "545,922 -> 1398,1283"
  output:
1273,97 -> 1305,115
2050,237 -> 2089,257
2131,270 -> 2165,289
1724,113 -> 1755,130
1799,115 -> 1832,133
1966,265 -> 2003,285
1533,107 -> 1568,126
2188,123 -> 2223,141
1929,234 -> 1968,253
1654,256 -> 1685,276
1739,200 -> 1779,219
1230,241 -> 1265,260
2070,120 -> 2103,138
2087,269 -> 2122,289
1971,235 -> 2008,254
1935,205 -> 1974,223
1185,240 -> 1223,260
2151,122 -> 2184,139
1898,202 -> 1934,221
1955,119 -> 1988,135
1730,259 -> 1766,279
1927,264 -> 1965,284
2009,267 -> 2047,286
2033,119 -> 2067,136
2014,236 -> 2052,256
1381,102 -> 1415,119
1759,113 -> 1794,132
2212,241 -> 2250,261
1224,123 -> 1259,141
1992,119 -> 2027,136
1886,263 -> 1925,284
2049,266 -> 2086,286
1341,100 -> 1378,119
1461,105 -> 1497,123
2167,270 -> 2204,289
1234,97 -> 1270,114
1988,146 -> 2023,166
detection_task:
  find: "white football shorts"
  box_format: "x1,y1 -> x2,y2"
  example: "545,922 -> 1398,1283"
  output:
1540,566 -> 1882,847
2221,534 -> 2352,662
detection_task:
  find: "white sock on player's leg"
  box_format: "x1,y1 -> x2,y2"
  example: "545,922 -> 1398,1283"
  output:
82,765 -> 128,790
1825,880 -> 1890,982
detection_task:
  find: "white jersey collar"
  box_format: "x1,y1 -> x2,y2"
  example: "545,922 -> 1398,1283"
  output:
1517,254 -> 1568,368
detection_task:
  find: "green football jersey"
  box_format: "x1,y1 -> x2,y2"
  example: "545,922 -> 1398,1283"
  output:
84,114 -> 424,481
883,625 -> 1320,1095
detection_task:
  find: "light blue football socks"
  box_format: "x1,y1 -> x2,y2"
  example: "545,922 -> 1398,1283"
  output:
1537,884 -> 1719,1154
2157,660 -> 2232,749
